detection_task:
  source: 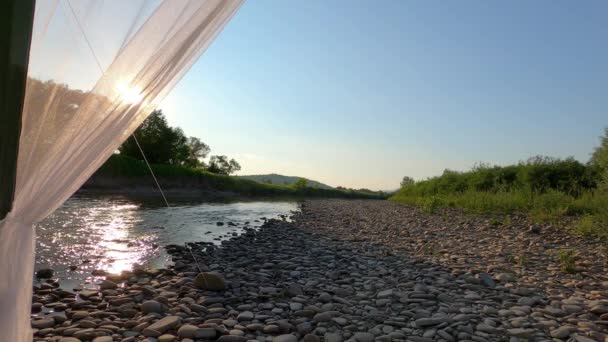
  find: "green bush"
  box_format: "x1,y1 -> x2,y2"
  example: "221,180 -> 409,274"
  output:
422,196 -> 443,214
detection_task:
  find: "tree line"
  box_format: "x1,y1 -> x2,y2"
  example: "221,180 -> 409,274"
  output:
399,127 -> 608,196
119,110 -> 241,175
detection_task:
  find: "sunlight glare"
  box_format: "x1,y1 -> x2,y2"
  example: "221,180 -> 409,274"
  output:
116,80 -> 144,104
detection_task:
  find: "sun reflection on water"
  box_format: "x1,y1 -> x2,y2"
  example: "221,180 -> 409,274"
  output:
36,197 -> 298,289
91,203 -> 144,275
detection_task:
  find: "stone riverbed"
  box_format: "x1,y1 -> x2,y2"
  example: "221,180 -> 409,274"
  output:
31,199 -> 608,342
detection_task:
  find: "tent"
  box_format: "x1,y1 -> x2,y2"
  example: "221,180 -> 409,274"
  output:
0,0 -> 243,340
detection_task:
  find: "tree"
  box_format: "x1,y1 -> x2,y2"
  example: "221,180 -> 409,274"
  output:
184,137 -> 210,168
117,110 -> 242,173
591,127 -> 608,189
293,178 -> 308,190
400,176 -> 415,188
207,155 -> 241,175
119,110 -> 189,165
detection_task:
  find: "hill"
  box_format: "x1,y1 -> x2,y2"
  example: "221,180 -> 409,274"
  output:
236,174 -> 333,189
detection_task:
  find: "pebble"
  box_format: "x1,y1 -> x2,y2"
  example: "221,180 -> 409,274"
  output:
141,300 -> 163,314
274,334 -> 298,342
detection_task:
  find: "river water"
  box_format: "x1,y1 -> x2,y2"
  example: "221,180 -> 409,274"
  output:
35,195 -> 298,290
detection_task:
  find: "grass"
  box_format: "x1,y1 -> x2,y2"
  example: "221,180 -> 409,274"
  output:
391,189 -> 608,237
389,156 -> 608,237
557,249 -> 578,274
94,154 -> 388,200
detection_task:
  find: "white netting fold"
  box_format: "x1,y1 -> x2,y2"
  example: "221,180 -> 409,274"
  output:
0,1 -> 242,340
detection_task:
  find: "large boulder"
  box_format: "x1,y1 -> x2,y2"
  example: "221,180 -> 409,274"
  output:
193,272 -> 226,291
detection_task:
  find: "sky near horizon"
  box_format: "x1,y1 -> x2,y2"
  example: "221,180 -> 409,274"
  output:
159,0 -> 608,190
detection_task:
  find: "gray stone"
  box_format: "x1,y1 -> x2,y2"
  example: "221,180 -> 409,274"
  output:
507,328 -> 535,337
237,311 -> 254,322
59,338 -> 82,342
375,335 -> 392,342
143,316 -> 181,337
32,318 -> 55,329
158,335 -> 176,342
263,325 -> 281,334
304,334 -> 320,342
324,332 -> 343,342
193,272 -> 226,291
286,283 -> 304,297
217,336 -> 248,342
141,300 -> 163,314
414,318 -> 448,327
478,273 -> 496,288
313,312 -> 332,322
99,279 -> 117,290
550,327 -> 571,339
195,328 -> 217,339
574,335 -> 597,342
590,305 -> 608,315
177,324 -> 198,339
377,289 -> 394,298
92,337 -> 113,342
353,332 -> 375,342
274,334 -> 298,342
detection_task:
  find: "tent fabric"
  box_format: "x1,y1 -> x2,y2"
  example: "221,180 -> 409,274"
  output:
0,1 -> 243,340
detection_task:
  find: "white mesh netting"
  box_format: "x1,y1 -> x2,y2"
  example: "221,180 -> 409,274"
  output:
0,1 -> 243,340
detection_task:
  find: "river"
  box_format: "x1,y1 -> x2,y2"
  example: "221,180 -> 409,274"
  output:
35,195 -> 298,290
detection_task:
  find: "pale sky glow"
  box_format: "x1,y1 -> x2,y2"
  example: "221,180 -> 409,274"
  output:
34,0 -> 607,191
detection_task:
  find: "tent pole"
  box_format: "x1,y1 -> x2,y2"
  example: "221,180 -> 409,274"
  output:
0,0 -> 36,220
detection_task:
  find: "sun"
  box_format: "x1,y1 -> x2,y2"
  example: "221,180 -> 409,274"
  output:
116,80 -> 144,104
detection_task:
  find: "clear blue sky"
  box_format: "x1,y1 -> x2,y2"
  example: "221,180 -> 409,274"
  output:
159,0 -> 608,190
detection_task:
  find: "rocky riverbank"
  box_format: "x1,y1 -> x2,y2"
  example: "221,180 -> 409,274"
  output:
31,199 -> 608,342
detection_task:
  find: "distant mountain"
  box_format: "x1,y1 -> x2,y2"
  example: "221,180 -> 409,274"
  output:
237,174 -> 333,189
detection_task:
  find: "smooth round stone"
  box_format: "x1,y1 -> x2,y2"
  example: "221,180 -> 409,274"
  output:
263,325 -> 281,334
158,334 -> 176,342
237,311 -> 254,322
92,337 -> 113,342
59,338 -> 82,342
304,334 -> 320,342
223,319 -> 238,327
71,311 -> 90,320
177,324 -> 198,338
353,332 -> 375,342
375,335 -> 392,342
32,318 -> 55,329
78,320 -> 97,328
313,312 -> 332,322
324,332 -> 343,342
246,324 -> 264,331
229,329 -> 245,336
141,300 -> 163,314
217,336 -> 248,342
274,334 -> 298,342
123,331 -> 140,337
195,328 -> 217,339
99,279 -> 117,290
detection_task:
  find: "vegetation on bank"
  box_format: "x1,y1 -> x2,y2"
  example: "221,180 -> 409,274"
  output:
390,128 -> 608,238
119,110 -> 241,175
94,154 -> 387,199
99,110 -> 387,199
